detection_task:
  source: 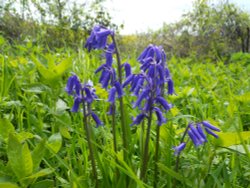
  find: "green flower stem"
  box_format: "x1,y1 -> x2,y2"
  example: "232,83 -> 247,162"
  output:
173,125 -> 189,188
82,93 -> 98,187
154,125 -> 160,188
111,103 -> 117,152
111,35 -> 128,152
140,106 -> 153,181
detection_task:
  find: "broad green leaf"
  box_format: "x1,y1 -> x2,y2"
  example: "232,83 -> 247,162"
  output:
7,134 -> 33,179
0,118 -> 15,141
47,133 -> 62,154
16,132 -> 34,142
60,127 -> 72,139
54,58 -> 72,76
23,168 -> 54,180
0,182 -> 19,188
32,139 -> 46,171
215,132 -> 250,147
30,180 -> 54,188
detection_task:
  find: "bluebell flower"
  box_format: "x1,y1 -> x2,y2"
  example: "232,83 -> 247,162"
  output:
85,25 -> 113,51
131,113 -> 146,126
105,43 -> 115,66
189,124 -> 206,144
114,81 -> 123,98
65,75 -> 81,96
197,123 -> 208,142
122,74 -> 134,88
72,97 -> 82,112
133,88 -> 150,108
155,96 -> 172,111
122,62 -> 132,77
91,112 -> 103,127
153,107 -> 166,126
84,87 -> 94,103
204,128 -> 219,138
108,87 -> 116,103
167,79 -> 174,95
202,121 -> 221,132
174,121 -> 221,155
173,142 -> 186,156
188,129 -> 201,147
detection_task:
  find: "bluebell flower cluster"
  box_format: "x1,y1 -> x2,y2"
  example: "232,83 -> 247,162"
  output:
85,25 -> 124,112
123,44 -> 174,126
65,74 -> 103,127
173,121 -> 220,155
85,25 -> 114,52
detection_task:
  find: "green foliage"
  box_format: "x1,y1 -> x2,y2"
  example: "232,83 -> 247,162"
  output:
0,38 -> 249,187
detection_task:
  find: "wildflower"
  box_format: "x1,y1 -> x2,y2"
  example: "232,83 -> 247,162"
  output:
173,143 -> 186,156
174,121 -> 221,155
72,97 -> 82,112
153,107 -> 166,126
122,62 -> 132,77
131,113 -> 146,126
91,112 -> 103,127
85,25 -> 113,51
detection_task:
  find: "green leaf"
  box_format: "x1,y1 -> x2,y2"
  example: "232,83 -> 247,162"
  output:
16,132 -> 34,142
7,134 -> 33,179
47,133 -> 62,154
60,127 -> 72,139
23,168 -> 54,180
32,139 -> 46,171
215,132 -> 250,147
0,118 -> 15,141
30,180 -> 54,188
0,182 -> 19,188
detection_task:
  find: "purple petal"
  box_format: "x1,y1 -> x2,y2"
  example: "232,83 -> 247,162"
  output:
108,87 -> 116,103
153,107 -> 166,126
173,142 -> 186,155
155,96 -> 172,111
188,130 -> 201,147
197,123 -> 207,142
72,97 -> 82,112
84,87 -> 93,103
167,79 -> 174,95
205,128 -> 219,138
114,81 -> 123,98
131,113 -> 146,126
202,121 -> 220,132
91,112 -> 103,127
122,74 -> 134,88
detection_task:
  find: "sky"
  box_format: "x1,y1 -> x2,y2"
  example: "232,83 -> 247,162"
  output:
103,0 -> 250,35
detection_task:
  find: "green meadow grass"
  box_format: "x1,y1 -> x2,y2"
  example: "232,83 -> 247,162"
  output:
0,40 -> 250,187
